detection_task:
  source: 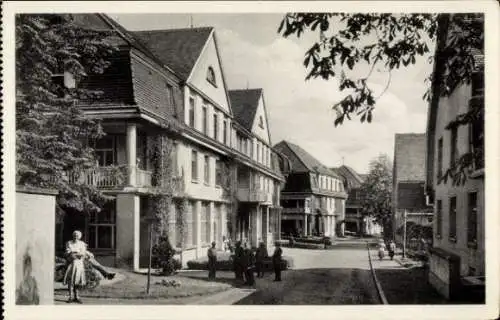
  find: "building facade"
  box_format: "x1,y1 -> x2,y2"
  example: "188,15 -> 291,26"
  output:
134,26 -> 236,264
392,133 -> 433,247
334,165 -> 364,235
425,14 -> 485,300
229,89 -> 285,249
274,141 -> 347,238
53,14 -> 285,270
56,13 -> 187,270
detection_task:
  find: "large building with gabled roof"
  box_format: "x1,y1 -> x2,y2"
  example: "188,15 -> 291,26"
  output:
274,141 -> 347,238
53,15 -> 285,270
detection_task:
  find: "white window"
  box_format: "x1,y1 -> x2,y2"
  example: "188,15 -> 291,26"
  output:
200,202 -> 210,244
207,66 -> 216,86
87,201 -> 115,249
204,155 -> 210,185
95,136 -> 116,166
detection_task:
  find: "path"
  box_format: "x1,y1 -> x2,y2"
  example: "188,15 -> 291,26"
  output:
235,240 -> 381,304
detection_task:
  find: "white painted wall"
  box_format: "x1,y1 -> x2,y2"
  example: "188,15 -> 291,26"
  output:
432,82 -> 485,277
176,143 -> 225,201
250,95 -> 271,144
188,33 -> 231,115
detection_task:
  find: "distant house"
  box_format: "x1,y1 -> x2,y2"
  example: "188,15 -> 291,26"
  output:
392,133 -> 433,247
334,165 -> 382,236
425,14 -> 484,301
333,165 -> 363,235
274,141 -> 347,238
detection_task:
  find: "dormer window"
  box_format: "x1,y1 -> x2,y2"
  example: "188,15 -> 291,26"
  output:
259,116 -> 264,129
207,66 -> 217,87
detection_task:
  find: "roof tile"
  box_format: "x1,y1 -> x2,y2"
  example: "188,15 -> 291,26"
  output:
274,141 -> 340,178
228,89 -> 262,131
133,27 -> 213,80
394,133 -> 427,182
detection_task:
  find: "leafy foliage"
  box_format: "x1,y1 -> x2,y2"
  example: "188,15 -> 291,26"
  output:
16,14 -> 117,212
221,159 -> 237,239
358,154 -> 393,237
151,235 -> 181,276
278,13 -> 484,185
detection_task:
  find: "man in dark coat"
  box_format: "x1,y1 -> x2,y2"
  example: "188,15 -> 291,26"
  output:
207,242 -> 217,281
272,241 -> 283,281
255,242 -> 268,278
243,245 -> 256,286
233,241 -> 244,282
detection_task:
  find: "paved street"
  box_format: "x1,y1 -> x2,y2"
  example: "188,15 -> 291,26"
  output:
235,240 -> 381,305
54,239 -> 381,305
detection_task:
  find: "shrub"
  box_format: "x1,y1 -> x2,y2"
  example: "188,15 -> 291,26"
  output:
152,235 -> 180,276
186,254 -> 294,271
282,242 -> 326,249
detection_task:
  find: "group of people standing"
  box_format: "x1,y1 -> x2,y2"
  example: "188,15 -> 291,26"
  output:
207,239 -> 284,286
378,239 -> 396,260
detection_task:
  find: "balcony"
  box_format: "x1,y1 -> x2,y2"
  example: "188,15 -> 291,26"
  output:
69,166 -> 153,189
237,187 -> 273,204
282,206 -> 311,214
136,169 -> 152,187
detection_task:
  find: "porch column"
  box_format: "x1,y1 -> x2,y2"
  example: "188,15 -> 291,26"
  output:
304,214 -> 308,236
126,123 -> 137,187
323,216 -> 328,236
251,205 -> 261,248
264,206 -> 270,247
209,202 -> 215,243
116,194 -> 140,270
219,204 -> 226,250
193,200 -> 201,257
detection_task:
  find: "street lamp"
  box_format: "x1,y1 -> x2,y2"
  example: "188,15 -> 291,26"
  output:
144,215 -> 157,295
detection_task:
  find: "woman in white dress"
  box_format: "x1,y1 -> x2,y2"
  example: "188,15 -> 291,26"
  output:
63,230 -> 87,303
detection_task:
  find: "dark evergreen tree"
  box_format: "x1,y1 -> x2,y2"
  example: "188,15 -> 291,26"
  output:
16,14 -> 117,213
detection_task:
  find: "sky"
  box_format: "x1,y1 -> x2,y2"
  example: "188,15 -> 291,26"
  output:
110,13 -> 434,174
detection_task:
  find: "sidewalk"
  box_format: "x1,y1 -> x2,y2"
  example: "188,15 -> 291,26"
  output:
369,249 -> 448,304
192,287 -> 256,305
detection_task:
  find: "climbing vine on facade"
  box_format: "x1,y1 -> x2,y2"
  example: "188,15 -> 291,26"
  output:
221,159 -> 237,239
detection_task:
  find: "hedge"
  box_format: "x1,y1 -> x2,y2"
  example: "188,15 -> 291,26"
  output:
186,254 -> 294,271
282,242 -> 327,250
283,236 -> 333,245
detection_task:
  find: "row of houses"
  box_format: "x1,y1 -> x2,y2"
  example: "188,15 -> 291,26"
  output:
52,14 -> 353,271
393,14 -> 485,301
55,14 -> 287,270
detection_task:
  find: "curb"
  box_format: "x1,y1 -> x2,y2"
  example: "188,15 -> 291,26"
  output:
366,242 -> 388,305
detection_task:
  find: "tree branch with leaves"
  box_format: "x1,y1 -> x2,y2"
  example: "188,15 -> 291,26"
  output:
278,13 -> 484,185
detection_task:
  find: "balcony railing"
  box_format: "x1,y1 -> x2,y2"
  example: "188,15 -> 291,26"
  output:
136,169 -> 152,187
69,166 -> 153,189
237,187 -> 273,204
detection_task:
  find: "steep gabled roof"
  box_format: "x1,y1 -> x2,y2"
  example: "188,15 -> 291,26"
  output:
274,141 -> 340,178
133,27 -> 213,80
228,89 -> 262,132
97,14 -> 178,76
394,133 -> 427,182
334,165 -> 365,189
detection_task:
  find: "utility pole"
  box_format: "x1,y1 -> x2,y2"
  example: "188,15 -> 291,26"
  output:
402,209 -> 407,259
145,216 -> 155,295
